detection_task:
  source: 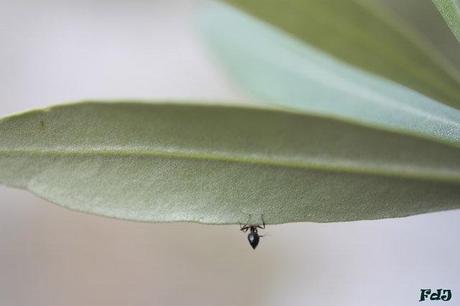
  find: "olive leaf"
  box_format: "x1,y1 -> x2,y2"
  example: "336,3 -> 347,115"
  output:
2,1 -> 460,224
0,102 -> 459,224
198,1 -> 460,147
432,0 -> 460,42
213,0 -> 460,106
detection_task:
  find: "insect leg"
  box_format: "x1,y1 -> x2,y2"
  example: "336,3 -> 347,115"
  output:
257,214 -> 265,229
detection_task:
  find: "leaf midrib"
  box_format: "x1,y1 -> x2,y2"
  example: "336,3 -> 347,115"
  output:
1,147 -> 459,183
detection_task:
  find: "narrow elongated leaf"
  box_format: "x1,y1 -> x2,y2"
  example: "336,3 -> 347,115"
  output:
198,2 -> 460,148
0,102 -> 459,224
218,0 -> 460,107
432,0 -> 460,42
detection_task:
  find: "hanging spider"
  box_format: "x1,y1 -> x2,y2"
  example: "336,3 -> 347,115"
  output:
240,215 -> 265,249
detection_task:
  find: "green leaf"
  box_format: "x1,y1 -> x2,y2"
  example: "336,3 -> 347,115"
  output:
212,0 -> 460,106
432,0 -> 460,42
198,1 -> 460,147
1,102 -> 459,224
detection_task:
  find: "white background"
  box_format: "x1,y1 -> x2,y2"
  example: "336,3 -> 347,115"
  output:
0,1 -> 459,305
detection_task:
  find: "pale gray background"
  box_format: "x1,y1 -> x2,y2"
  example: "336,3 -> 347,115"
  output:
0,1 -> 459,306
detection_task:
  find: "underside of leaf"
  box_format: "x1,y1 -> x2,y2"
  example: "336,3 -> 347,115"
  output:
0,102 -> 459,224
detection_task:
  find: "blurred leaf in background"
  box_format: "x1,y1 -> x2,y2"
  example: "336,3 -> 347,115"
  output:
380,0 -> 460,69
432,0 -> 460,42
214,0 -> 460,105
198,0 -> 460,148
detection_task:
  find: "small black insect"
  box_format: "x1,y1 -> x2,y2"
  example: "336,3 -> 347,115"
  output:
240,215 -> 265,250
